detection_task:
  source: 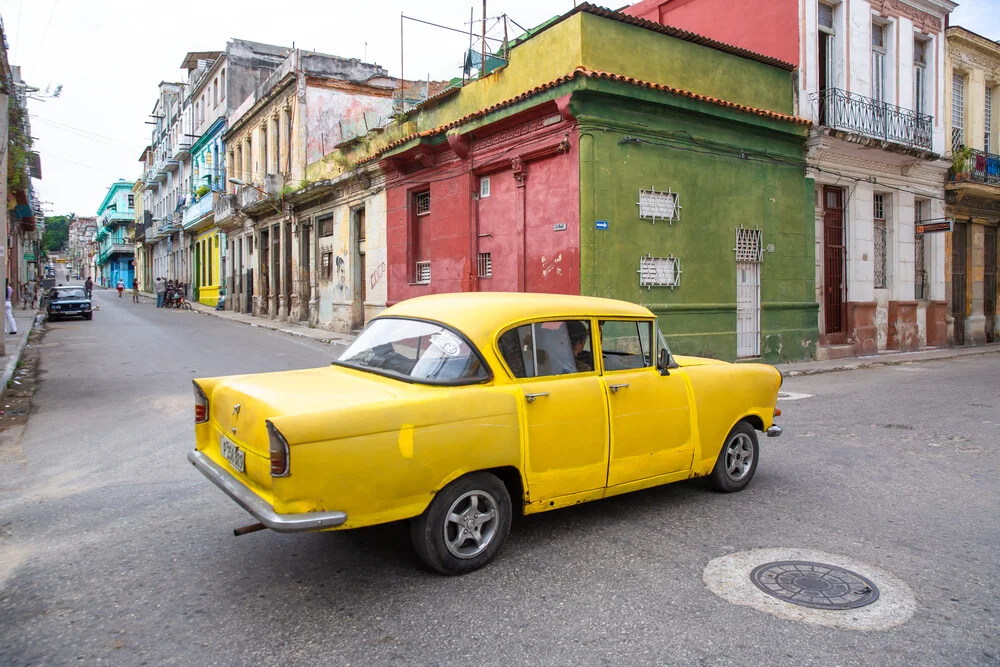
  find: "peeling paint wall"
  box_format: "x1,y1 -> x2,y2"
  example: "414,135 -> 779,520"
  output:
305,85 -> 395,164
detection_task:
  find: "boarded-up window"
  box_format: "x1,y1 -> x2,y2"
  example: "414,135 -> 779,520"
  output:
318,214 -> 334,237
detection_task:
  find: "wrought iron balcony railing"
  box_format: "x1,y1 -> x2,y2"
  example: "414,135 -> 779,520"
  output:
952,147 -> 1000,186
813,88 -> 933,150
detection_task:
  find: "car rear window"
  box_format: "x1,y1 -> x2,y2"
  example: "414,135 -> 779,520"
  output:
53,288 -> 87,299
336,318 -> 489,384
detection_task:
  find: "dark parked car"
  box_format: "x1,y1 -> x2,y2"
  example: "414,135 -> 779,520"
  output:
47,286 -> 92,321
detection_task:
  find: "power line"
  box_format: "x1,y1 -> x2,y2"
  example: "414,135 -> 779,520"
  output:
31,114 -> 135,148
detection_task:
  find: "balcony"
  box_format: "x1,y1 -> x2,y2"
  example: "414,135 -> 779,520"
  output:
183,191 -> 216,229
951,147 -> 1000,187
240,184 -> 262,208
157,213 -> 180,234
214,193 -> 240,228
145,225 -> 164,243
107,240 -> 134,255
172,140 -> 192,161
814,88 -> 932,151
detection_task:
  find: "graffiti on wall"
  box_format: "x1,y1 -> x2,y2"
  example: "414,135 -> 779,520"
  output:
369,261 -> 386,290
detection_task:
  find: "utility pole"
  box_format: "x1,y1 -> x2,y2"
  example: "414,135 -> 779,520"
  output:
480,0 -> 487,79
0,89 -> 7,357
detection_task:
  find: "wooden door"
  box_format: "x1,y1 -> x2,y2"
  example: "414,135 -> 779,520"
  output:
823,187 -> 846,343
985,226 -> 997,343
952,222 -> 967,345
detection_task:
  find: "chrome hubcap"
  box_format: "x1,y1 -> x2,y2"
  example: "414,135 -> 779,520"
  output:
725,433 -> 755,481
444,490 -> 499,559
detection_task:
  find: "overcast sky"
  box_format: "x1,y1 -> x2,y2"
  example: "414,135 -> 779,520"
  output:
1,0 -> 996,217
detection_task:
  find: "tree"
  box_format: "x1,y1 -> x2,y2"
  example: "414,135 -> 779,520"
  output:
42,215 -> 70,252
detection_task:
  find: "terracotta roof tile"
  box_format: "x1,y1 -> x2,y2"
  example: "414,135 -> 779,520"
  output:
366,67 -> 808,162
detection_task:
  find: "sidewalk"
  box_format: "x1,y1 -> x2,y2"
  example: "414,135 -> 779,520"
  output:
774,342 -> 1000,376
0,306 -> 42,399
140,291 -> 357,348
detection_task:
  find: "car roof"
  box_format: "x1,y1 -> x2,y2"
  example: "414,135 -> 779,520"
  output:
381,292 -> 653,342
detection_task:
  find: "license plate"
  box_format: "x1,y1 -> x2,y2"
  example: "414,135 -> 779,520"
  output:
219,435 -> 246,473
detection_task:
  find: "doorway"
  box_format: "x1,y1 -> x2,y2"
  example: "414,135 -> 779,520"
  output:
735,227 -> 762,358
823,187 -> 846,343
984,225 -> 996,343
259,229 -> 270,315
300,223 -> 312,322
352,207 -> 367,330
952,222 -> 967,345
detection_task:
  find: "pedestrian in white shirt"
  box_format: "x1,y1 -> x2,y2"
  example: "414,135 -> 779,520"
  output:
5,279 -> 17,335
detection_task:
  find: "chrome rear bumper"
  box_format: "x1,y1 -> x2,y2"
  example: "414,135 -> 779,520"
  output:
187,450 -> 347,532
766,425 -> 783,438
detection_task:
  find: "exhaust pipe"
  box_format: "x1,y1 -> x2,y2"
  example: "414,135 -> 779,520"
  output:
233,522 -> 266,536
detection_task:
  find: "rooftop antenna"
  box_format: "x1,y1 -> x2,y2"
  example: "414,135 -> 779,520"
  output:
481,0 -> 487,79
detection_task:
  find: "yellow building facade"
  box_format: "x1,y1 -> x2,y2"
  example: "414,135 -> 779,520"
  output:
944,26 -> 1000,344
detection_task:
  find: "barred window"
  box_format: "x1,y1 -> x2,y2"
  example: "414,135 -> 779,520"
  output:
873,194 -> 887,289
415,191 -> 430,216
321,252 -> 333,281
952,73 -> 965,151
477,252 -> 492,278
415,261 -> 431,284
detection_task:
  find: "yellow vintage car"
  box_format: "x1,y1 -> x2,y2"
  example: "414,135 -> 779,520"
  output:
189,293 -> 782,574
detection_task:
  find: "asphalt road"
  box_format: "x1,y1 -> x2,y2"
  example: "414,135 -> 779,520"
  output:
0,287 -> 997,666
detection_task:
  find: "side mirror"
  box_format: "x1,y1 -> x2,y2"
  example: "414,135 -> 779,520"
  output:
657,348 -> 671,376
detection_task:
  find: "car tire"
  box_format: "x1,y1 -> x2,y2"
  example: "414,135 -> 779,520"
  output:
83,312 -> 93,321
710,421 -> 759,493
410,472 -> 512,575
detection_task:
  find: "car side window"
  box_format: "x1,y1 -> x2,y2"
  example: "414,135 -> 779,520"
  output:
599,320 -> 653,371
498,320 -> 593,378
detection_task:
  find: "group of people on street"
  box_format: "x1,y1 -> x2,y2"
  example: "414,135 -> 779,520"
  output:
114,277 -> 141,303
154,277 -> 187,308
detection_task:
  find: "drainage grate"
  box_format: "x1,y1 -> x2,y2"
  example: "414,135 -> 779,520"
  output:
750,561 -> 880,610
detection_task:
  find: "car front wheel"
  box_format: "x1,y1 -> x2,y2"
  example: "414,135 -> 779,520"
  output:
710,421 -> 759,493
410,472 -> 512,575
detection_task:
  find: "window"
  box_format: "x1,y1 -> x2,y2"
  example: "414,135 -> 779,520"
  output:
498,320 -> 593,378
479,176 -> 490,198
220,69 -> 226,100
638,255 -> 681,289
261,125 -> 269,175
872,22 -> 886,103
337,318 -> 488,384
986,86 -> 993,154
128,194 -> 135,208
599,320 -> 653,371
818,2 -> 834,29
415,190 -> 430,216
873,194 -> 887,289
317,214 -> 333,237
477,252 -> 492,278
914,38 -> 927,117
321,251 -> 333,280
914,199 -> 927,300
953,72 -> 965,151
415,261 -> 431,284
213,78 -> 218,108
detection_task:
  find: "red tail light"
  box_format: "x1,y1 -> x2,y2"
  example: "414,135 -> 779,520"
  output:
266,420 -> 290,477
193,382 -> 209,424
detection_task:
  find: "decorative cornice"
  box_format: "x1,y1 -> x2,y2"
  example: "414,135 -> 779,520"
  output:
948,41 -> 1000,77
870,0 -> 943,33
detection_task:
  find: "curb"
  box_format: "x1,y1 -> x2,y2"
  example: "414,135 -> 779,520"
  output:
777,346 -> 1000,377
139,290 -> 351,348
0,312 -> 41,401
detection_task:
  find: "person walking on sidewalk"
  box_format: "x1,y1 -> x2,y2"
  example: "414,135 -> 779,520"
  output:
116,278 -> 125,298
132,277 -> 140,303
155,277 -> 165,308
23,278 -> 35,310
5,279 -> 17,335
84,276 -> 93,298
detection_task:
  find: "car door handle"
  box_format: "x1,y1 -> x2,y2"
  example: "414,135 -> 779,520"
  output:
608,383 -> 630,393
524,392 -> 549,403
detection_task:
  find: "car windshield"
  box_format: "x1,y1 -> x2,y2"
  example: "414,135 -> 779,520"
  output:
53,288 -> 87,299
336,318 -> 489,384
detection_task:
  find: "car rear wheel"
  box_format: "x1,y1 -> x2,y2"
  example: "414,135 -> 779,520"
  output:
410,472 -> 512,575
710,421 -> 759,493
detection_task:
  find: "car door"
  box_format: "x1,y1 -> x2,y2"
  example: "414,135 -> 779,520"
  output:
497,319 -> 609,502
598,319 -> 694,488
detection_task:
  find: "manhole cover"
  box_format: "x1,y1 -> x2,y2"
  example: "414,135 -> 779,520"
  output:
750,561 -> 879,610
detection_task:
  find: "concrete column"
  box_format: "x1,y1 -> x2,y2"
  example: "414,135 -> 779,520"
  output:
277,218 -> 287,320
268,223 -> 279,319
